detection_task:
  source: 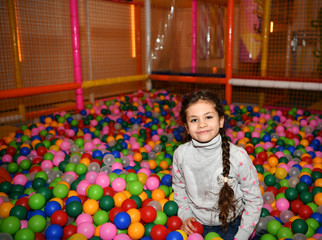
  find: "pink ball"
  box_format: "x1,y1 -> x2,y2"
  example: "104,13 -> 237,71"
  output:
13,174 -> 27,186
276,198 -> 290,211
299,119 -> 307,127
41,160 -> 53,169
17,156 -> 28,165
65,171 -> 77,180
145,176 -> 160,191
84,142 -> 95,152
187,233 -> 204,240
99,222 -> 117,240
53,155 -> 64,167
130,142 -> 140,150
77,222 -> 95,239
85,171 -> 98,184
20,220 -> 28,229
76,213 -> 93,226
60,141 -> 70,151
140,161 -> 151,169
262,203 -> 273,213
275,151 -> 284,158
90,120 -> 98,127
138,168 -> 151,177
251,132 -> 260,138
151,135 -> 160,142
111,162 -> 123,171
236,131 -> 244,139
77,180 -> 90,196
92,138 -> 101,145
95,174 -> 110,188
2,154 -> 12,163
111,178 -> 126,192
114,233 -> 131,240
276,125 -> 284,133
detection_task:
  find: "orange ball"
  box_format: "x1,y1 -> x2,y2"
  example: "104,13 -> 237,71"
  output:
268,156 -> 278,167
138,191 -> 148,202
0,202 -> 14,218
159,160 -> 169,170
127,208 -> 141,223
128,222 -> 145,240
133,153 -> 142,162
315,178 -> 322,187
113,192 -> 128,208
151,189 -> 166,201
314,192 -> 322,205
83,199 -> 99,215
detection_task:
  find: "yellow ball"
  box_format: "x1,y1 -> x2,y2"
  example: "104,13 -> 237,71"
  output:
69,233 -> 87,240
176,230 -> 188,240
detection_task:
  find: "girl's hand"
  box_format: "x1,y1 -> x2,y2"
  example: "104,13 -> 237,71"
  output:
181,217 -> 197,235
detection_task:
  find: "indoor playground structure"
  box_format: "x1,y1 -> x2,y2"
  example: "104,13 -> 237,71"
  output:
0,0 -> 321,240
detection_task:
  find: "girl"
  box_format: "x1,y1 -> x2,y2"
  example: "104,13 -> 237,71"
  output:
172,91 -> 263,240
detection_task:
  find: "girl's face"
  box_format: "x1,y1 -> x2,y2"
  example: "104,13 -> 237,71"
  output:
185,100 -> 224,143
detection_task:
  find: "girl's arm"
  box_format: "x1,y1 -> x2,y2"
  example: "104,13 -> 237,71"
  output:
234,148 -> 263,240
172,149 -> 194,222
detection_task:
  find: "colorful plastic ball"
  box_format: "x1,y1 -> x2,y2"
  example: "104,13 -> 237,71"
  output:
121,198 -> 137,211
259,233 -> 278,240
298,205 -> 313,220
77,222 -> 95,239
109,207 -> 124,223
99,222 -> 117,240
87,184 -> 104,200
276,198 -> 290,211
163,201 -> 178,217
166,231 -> 184,240
9,205 -> 28,220
44,200 -> 61,217
66,201 -> 83,218
292,219 -> 308,234
99,195 -> 115,211
28,215 -> 47,232
204,232 -> 221,240
266,219 -> 282,235
83,199 -> 99,215
14,228 -> 35,240
310,212 -> 322,224
28,193 -> 46,210
141,206 -> 157,223
128,181 -> 144,196
284,187 -> 298,201
69,233 -> 87,240
51,210 -> 68,226
128,222 -> 145,240
276,226 -> 293,239
153,210 -> 167,225
1,216 -> 21,235
187,233 -> 204,240
151,224 -> 168,240
291,199 -> 304,213
166,216 -> 183,231
62,225 -> 77,240
114,212 -> 131,230
300,191 -> 314,204
45,224 -> 63,239
93,210 -> 109,226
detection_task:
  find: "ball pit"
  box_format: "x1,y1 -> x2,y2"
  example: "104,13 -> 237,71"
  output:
0,89 -> 321,240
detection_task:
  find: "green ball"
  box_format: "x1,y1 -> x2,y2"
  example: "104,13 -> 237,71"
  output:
7,162 -> 19,173
14,228 -> 35,240
296,182 -> 309,193
1,216 -> 21,235
93,210 -> 109,226
28,193 -> 46,210
300,191 -> 314,204
20,159 -> 31,170
305,225 -> 315,238
125,172 -> 138,182
163,201 -> 178,217
266,219 -> 282,235
28,215 -> 46,232
75,163 -> 87,175
66,201 -> 83,218
291,219 -> 308,234
36,186 -> 53,202
153,211 -> 167,225
129,195 -> 142,209
0,181 -> 12,194
99,195 -> 115,211
276,227 -> 293,239
264,174 -> 276,187
9,205 -> 28,220
285,188 -> 298,201
87,184 -> 104,200
204,232 -> 221,240
128,181 -> 143,196
144,222 -> 155,237
259,233 -> 278,240
306,218 -> 319,231
32,178 -> 47,190
52,183 -> 69,199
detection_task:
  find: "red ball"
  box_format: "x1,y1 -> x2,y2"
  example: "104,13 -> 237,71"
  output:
302,156 -> 312,164
36,146 -> 47,156
191,221 -> 204,235
103,187 -> 115,197
252,158 -> 264,166
270,210 -> 281,218
298,205 -> 313,220
15,197 -> 31,211
284,221 -> 292,230
258,152 -> 268,162
150,224 -> 169,240
34,232 -> 46,240
245,146 -> 254,154
141,206 -> 157,223
81,152 -> 92,160
141,198 -> 153,208
109,207 -> 124,222
291,199 -> 304,214
166,216 -> 183,231
121,198 -> 137,211
278,187 -> 288,194
6,146 -> 17,156
51,210 -> 68,226
266,186 -> 278,196
62,225 -> 77,240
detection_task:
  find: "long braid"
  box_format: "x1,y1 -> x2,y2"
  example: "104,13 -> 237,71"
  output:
218,128 -> 237,232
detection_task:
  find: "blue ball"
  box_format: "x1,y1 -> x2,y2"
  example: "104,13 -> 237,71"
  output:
166,230 -> 184,240
45,224 -> 63,239
44,201 -> 61,217
161,175 -> 172,187
311,212 -> 322,224
316,226 -> 322,234
111,150 -> 120,158
66,196 -> 81,205
114,212 -> 131,230
299,175 -> 312,186
92,150 -> 103,158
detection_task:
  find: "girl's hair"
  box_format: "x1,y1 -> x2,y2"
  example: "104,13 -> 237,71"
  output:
180,90 -> 237,231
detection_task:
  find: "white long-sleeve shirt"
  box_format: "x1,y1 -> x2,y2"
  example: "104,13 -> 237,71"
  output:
172,134 -> 263,240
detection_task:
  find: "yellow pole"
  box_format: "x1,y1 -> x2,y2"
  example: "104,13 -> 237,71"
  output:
7,0 -> 25,120
261,0 -> 271,77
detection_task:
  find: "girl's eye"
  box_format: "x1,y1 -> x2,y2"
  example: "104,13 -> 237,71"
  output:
190,119 -> 198,123
206,115 -> 213,119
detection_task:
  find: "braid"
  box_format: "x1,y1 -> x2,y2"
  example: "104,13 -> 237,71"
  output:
218,128 -> 237,232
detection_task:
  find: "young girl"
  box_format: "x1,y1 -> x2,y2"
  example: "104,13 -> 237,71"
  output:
172,91 -> 263,240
